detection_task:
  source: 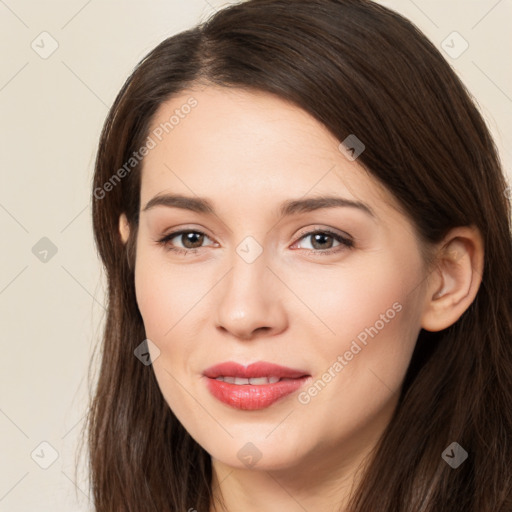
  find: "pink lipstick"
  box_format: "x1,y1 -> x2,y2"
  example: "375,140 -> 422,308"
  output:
203,361 -> 310,410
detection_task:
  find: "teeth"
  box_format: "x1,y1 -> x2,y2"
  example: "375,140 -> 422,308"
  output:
248,377 -> 269,385
214,376 -> 282,385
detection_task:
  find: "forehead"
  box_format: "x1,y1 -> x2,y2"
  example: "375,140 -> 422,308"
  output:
139,85 -> 398,217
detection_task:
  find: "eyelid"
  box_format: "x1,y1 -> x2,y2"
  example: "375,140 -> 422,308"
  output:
294,225 -> 353,243
159,224 -> 216,241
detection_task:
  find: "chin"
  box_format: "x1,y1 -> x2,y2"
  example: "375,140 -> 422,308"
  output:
199,432 -> 310,472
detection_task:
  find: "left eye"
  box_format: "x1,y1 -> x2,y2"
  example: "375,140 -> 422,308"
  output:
294,230 -> 353,252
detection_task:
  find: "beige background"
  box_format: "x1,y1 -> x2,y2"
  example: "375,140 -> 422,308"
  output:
0,1 -> 510,510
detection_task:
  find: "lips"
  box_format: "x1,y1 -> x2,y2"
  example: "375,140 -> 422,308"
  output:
204,361 -> 308,380
203,361 -> 310,410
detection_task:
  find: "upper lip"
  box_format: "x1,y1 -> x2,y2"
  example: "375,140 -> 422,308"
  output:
203,361 -> 309,379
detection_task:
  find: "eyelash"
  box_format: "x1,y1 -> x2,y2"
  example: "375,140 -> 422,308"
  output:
156,228 -> 354,256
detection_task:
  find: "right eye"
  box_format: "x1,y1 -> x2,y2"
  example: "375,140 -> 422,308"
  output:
157,229 -> 217,255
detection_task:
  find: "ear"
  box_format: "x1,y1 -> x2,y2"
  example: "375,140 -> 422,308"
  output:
421,225 -> 484,332
119,213 -> 130,244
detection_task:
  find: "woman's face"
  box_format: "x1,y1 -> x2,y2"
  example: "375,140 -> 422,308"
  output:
124,85 -> 432,474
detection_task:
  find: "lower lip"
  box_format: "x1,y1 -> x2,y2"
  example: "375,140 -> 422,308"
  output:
205,376 -> 309,410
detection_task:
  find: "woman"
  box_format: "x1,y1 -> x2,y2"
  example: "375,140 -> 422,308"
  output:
86,0 -> 512,510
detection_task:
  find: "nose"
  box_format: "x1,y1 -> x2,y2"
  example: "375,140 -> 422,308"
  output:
214,249 -> 288,341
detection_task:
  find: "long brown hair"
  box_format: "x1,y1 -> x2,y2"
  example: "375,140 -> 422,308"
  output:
84,0 -> 512,510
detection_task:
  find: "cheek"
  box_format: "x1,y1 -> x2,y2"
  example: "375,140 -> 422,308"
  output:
133,252 -> 205,421
134,266 -> 170,339
289,250 -> 422,351
290,258 -> 423,444
289,249 -> 425,415
133,248 -> 205,340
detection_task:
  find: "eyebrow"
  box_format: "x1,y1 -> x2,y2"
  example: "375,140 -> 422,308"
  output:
142,193 -> 375,218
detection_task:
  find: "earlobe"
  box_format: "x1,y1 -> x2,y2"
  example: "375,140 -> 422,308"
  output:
421,226 -> 484,332
119,213 -> 130,244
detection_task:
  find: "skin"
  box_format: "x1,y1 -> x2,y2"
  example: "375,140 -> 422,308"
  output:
119,86 -> 484,512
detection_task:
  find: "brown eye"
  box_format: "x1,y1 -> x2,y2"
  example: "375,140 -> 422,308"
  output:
157,229 -> 216,255
178,232 -> 205,249
294,229 -> 354,255
309,232 -> 336,250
